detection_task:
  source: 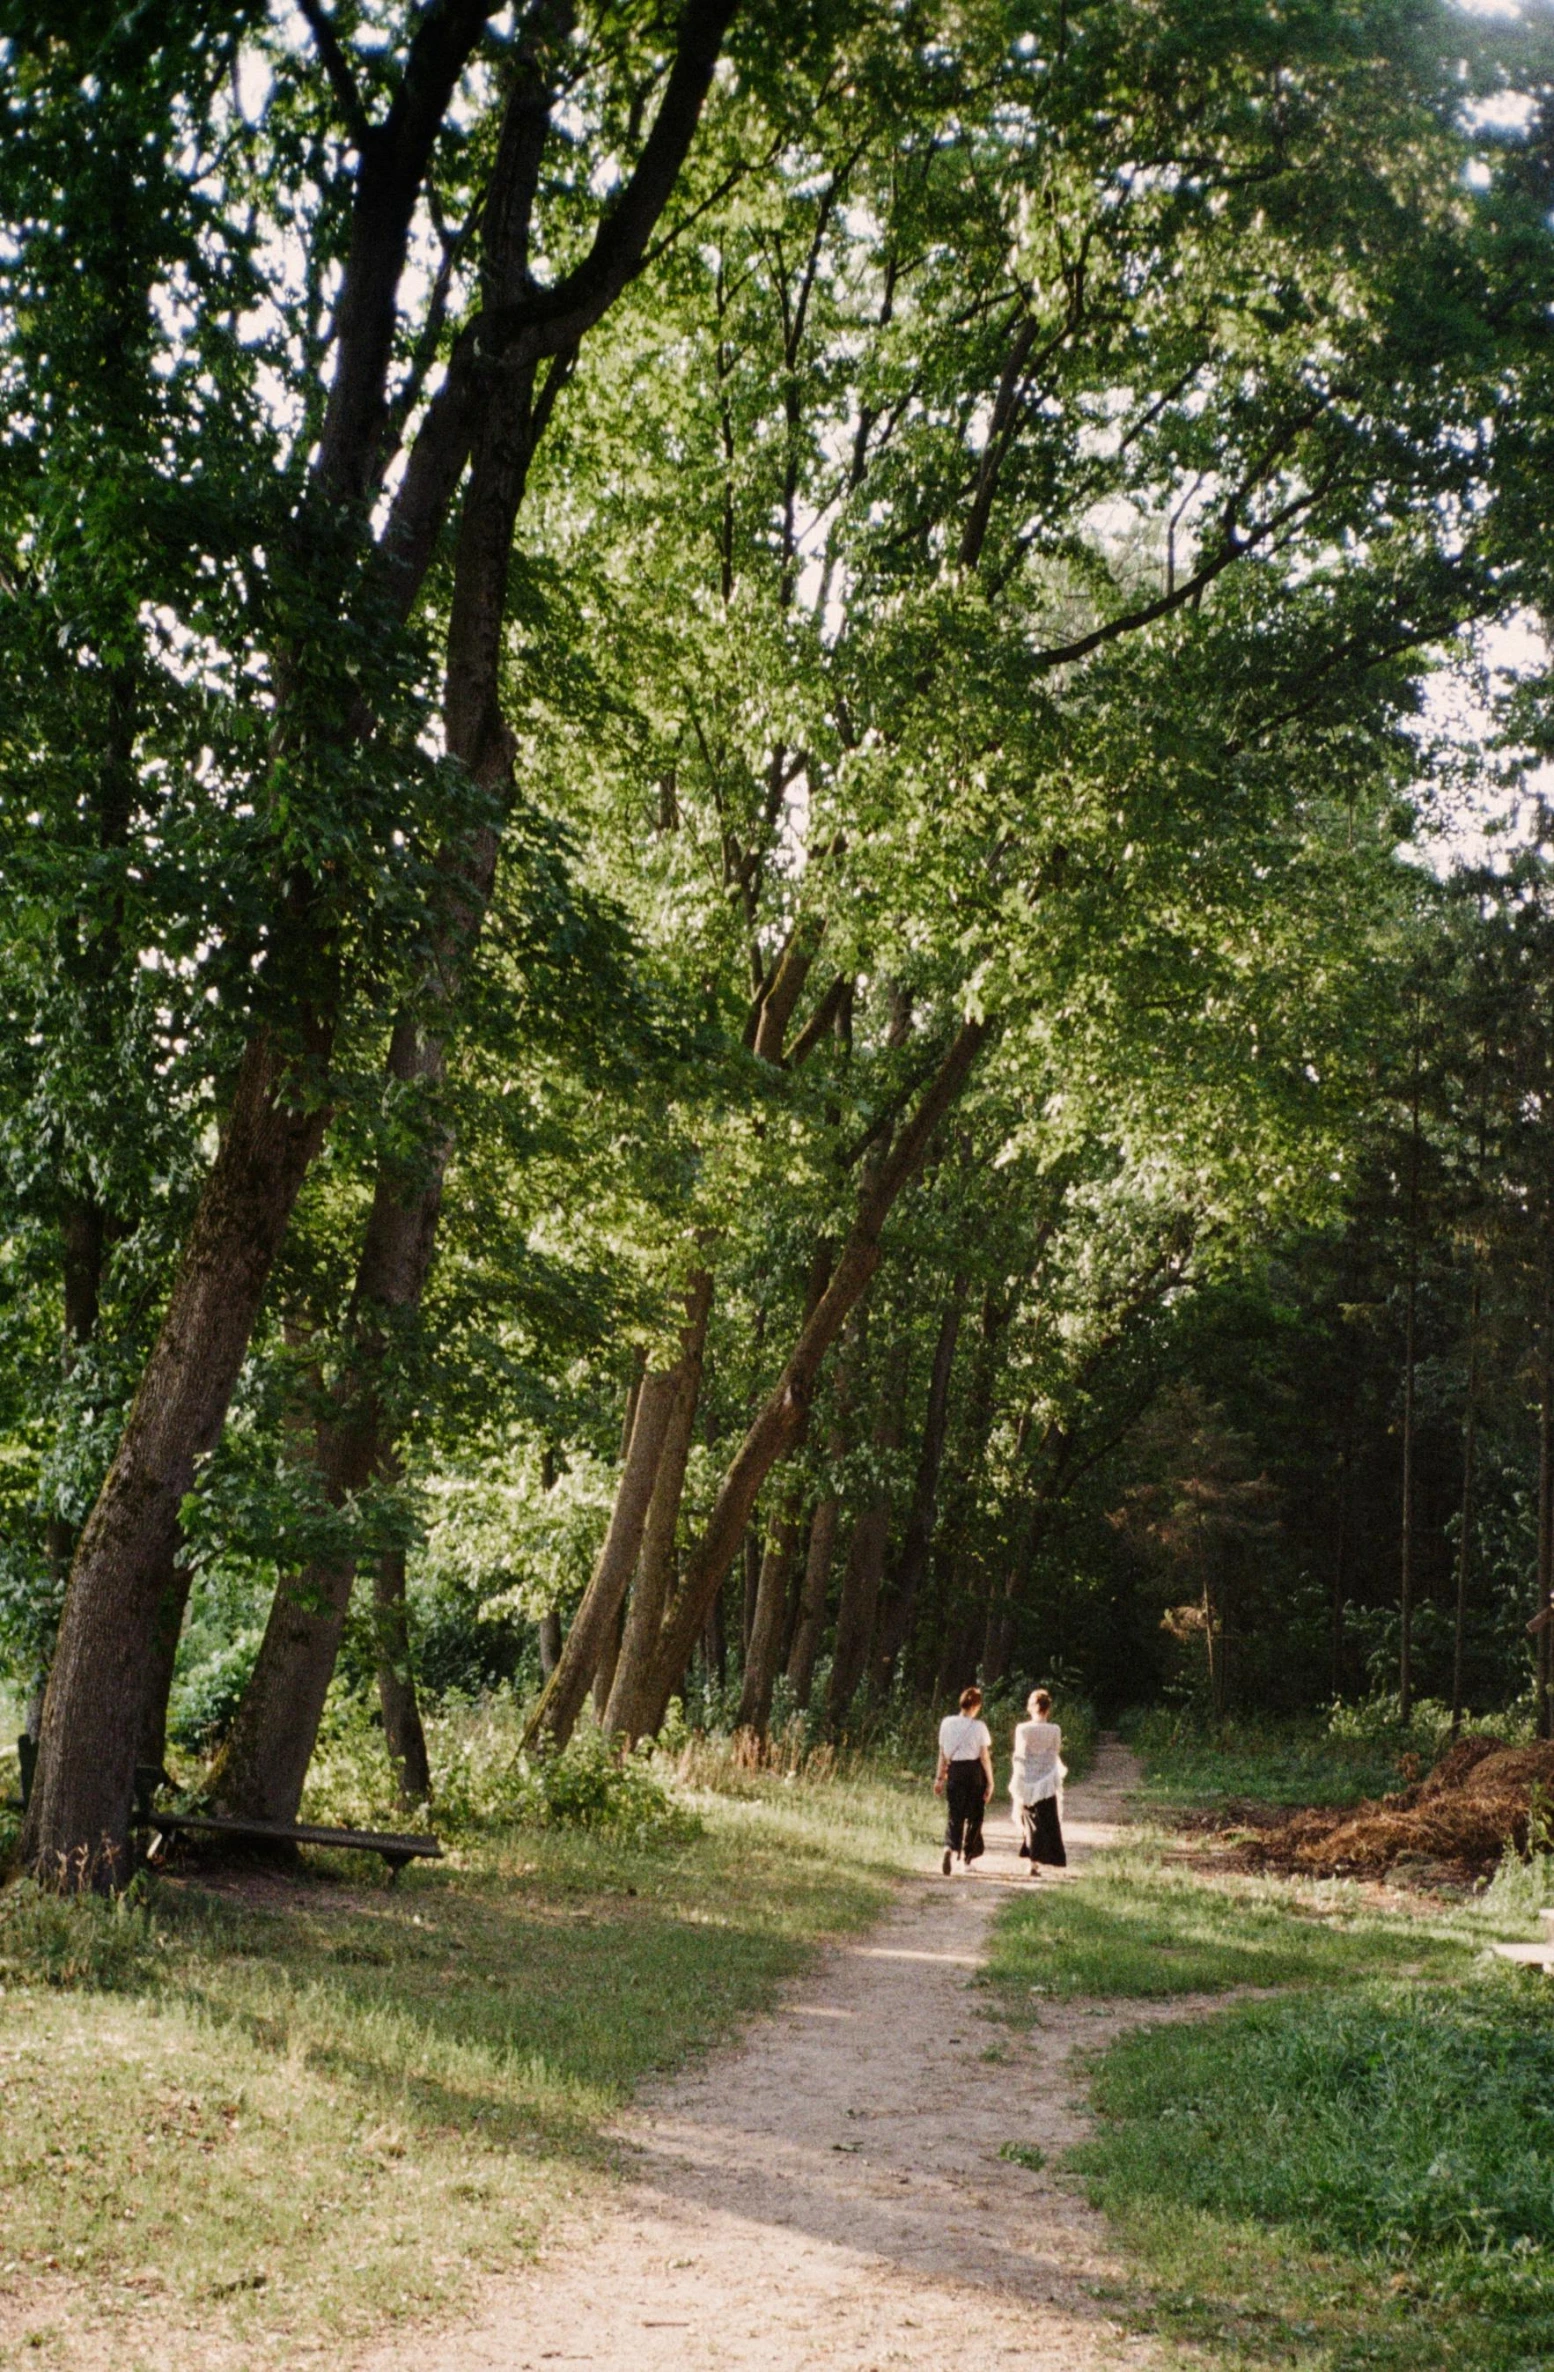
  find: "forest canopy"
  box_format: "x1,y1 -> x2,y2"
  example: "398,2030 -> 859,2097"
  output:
3,0 -> 1554,1879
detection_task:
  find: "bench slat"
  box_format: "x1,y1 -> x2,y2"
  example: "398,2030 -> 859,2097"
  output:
151,1811 -> 442,1858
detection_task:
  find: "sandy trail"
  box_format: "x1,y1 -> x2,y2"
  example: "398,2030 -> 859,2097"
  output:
367,1738 -> 1193,2372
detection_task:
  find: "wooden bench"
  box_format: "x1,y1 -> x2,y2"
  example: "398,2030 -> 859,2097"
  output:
144,1810 -> 443,1880
11,1740 -> 440,1880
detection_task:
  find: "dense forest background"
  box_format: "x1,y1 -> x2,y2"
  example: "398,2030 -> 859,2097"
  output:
5,0 -> 1554,1872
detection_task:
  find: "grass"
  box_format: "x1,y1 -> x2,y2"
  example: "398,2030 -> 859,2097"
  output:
1076,1978 -> 1554,2370
981,1848 -> 1476,2002
985,1719 -> 1554,2371
0,1757 -> 930,2369
1124,1713 -> 1416,1814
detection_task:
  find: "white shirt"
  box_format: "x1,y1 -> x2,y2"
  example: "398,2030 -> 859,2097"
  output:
939,1714 -> 991,1763
1009,1718 -> 1065,1805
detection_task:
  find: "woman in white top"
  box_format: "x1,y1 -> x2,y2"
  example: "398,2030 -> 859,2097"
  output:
1009,1687 -> 1067,1877
934,1684 -> 994,1874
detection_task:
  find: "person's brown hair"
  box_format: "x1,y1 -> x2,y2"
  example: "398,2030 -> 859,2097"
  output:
1032,1688 -> 1053,1716
958,1685 -> 983,1712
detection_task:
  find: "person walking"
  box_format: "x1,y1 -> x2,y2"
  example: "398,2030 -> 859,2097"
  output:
934,1684 -> 994,1874
1010,1687 -> 1067,1877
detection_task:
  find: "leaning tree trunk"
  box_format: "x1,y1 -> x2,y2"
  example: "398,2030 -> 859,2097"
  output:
524,1367 -> 680,1753
604,1272 -> 713,1743
23,1026 -> 334,1880
633,1017 -> 989,1739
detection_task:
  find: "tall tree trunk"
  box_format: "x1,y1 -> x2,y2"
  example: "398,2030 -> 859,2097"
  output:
736,1244 -> 833,1736
786,1494 -> 837,1708
208,1012 -> 451,1823
374,1545 -> 432,1807
1398,1025 -> 1422,1723
1451,1270 -> 1481,1739
741,1528 -> 762,1658
137,1558 -> 193,1774
605,1273 -> 713,1743
592,1602 -> 627,1723
1330,1442 -> 1350,1703
784,1310 -> 858,1707
871,1281 -> 964,1689
737,1492 -> 803,1737
524,1366 -> 680,1752
1539,1277 -> 1553,1744
538,1611 -> 562,1677
24,1027 -> 334,1878
634,1016 -> 990,1737
206,63 -> 580,1822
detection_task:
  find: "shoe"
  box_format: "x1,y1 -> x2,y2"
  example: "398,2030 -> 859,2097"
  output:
942,1848 -> 953,1875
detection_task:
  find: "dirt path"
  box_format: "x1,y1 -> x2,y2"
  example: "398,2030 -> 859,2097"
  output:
366,1738 -> 1196,2372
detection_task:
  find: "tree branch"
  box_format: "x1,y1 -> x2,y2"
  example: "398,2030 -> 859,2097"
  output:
297,0 -> 373,149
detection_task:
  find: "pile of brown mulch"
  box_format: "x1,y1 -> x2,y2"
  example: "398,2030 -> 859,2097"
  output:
1237,1734 -> 1554,1879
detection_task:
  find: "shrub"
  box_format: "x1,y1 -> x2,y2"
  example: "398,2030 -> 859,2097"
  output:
0,1873 -> 161,1990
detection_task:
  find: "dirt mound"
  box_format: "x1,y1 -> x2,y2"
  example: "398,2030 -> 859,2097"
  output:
1240,1735 -> 1554,1879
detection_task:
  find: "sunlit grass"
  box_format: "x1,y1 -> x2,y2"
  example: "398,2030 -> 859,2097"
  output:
982,1845 -> 1477,2003
0,1770 -> 932,2367
1076,1976 -> 1554,2370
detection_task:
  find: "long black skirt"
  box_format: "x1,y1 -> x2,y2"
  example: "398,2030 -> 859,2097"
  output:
1019,1793 -> 1066,1868
944,1761 -> 987,1862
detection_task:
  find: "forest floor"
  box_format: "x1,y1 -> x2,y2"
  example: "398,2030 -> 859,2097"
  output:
354,1739 -> 1208,2372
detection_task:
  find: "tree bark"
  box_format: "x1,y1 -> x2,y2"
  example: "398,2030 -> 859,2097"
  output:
374,1546 -> 432,1806
634,1017 -> 990,1737
1398,1023 -> 1422,1723
24,1027 -> 335,1879
538,1610 -> 562,1677
737,1492 -> 803,1736
136,1558 -> 192,1774
1450,1269 -> 1480,1738
524,1366 -> 679,1752
786,1494 -> 837,1708
207,1012 -> 451,1823
605,1272 -> 713,1742
871,1280 -> 964,1688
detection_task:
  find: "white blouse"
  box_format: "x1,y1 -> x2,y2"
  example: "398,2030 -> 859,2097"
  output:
1009,1718 -> 1065,1806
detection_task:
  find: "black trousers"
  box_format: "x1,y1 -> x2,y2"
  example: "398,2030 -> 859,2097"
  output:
944,1761 -> 988,1861
1019,1793 -> 1067,1867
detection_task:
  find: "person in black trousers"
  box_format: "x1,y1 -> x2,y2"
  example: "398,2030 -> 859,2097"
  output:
933,1683 -> 995,1873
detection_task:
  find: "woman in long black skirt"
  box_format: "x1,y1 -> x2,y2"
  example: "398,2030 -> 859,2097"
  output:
934,1684 -> 994,1873
1009,1687 -> 1067,1877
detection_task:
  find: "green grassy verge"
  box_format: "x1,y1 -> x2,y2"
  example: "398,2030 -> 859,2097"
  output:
986,1759 -> 1554,2371
1076,1977 -> 1554,2371
0,1770 -> 926,2370
981,1849 -> 1475,2001
1123,1714 -> 1412,1814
